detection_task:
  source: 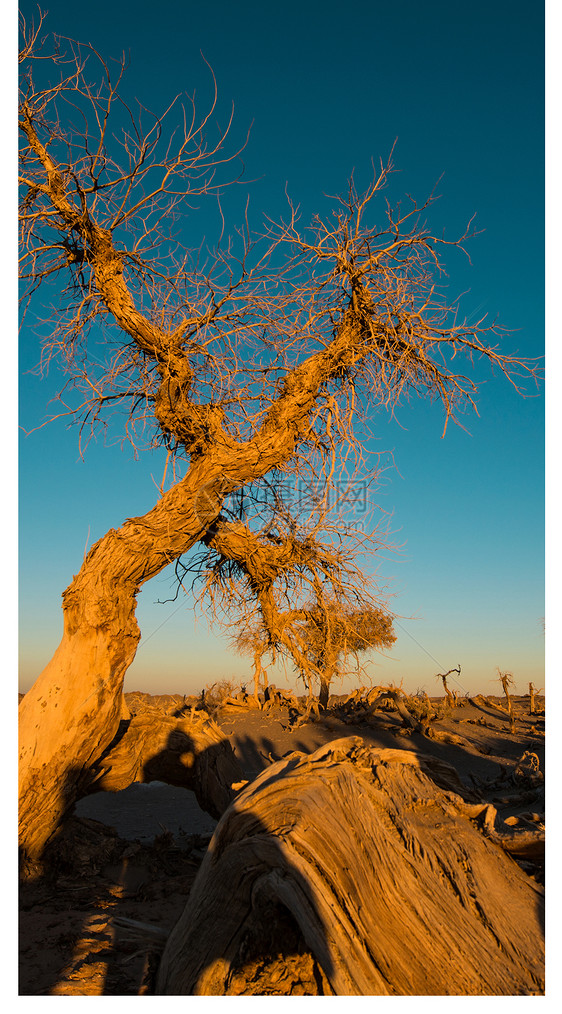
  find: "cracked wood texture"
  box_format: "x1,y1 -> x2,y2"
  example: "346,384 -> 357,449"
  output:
156,738 -> 544,996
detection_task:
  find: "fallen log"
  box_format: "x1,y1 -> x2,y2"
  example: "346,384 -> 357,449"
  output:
219,695 -> 262,713
469,694 -> 510,716
156,737 -> 544,996
89,712 -> 243,819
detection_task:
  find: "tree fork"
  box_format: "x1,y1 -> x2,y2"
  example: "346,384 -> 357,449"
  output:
18,389 -> 341,859
18,371 -> 349,859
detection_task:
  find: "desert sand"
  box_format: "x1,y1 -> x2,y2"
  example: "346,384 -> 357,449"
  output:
18,690 -> 544,995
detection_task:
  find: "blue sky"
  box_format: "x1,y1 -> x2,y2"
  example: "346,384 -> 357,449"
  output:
18,0 -> 544,698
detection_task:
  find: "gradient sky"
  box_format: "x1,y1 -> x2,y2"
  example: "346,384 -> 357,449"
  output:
18,0 -> 544,699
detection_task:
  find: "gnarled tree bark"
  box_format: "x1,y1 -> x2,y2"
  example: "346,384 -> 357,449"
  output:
156,738 -> 544,996
18,461 -> 225,860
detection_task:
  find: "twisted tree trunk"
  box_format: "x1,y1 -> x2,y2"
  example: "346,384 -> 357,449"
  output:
19,320 -> 353,860
156,738 -> 544,996
18,461 -> 225,861
318,676 -> 331,710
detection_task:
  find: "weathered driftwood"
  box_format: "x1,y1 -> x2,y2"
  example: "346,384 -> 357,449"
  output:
156,737 -> 544,996
89,712 -> 243,819
470,803 -> 544,859
218,686 -> 302,716
513,750 -> 544,786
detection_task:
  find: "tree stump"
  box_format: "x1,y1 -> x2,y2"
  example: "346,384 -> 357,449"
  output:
156,737 -> 544,996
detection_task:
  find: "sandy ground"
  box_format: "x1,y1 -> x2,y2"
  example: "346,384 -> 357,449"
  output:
18,694 -> 545,995
75,781 -> 218,840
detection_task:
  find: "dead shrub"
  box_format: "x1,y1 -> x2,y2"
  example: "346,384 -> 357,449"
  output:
202,679 -> 242,715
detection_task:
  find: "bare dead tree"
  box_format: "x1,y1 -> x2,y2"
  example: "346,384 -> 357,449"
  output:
528,681 -> 543,716
495,668 -> 517,731
436,664 -> 461,708
497,669 -> 515,706
18,18 -> 538,860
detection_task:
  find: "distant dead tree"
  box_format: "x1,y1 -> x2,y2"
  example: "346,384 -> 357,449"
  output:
436,665 -> 461,707
497,669 -> 515,708
18,13 -> 537,860
496,669 -> 516,731
528,681 -> 542,716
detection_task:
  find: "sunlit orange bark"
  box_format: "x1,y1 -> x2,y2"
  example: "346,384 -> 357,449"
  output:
19,460 -> 225,859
